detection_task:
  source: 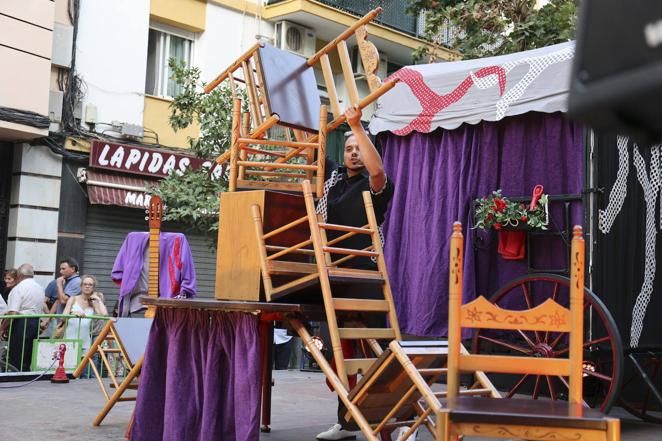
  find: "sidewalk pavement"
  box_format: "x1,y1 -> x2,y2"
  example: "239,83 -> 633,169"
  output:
2,370 -> 658,440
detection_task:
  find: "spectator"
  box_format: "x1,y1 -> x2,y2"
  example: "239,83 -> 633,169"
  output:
63,275 -> 108,352
2,269 -> 18,303
55,257 -> 81,314
0,264 -> 48,371
44,279 -> 58,310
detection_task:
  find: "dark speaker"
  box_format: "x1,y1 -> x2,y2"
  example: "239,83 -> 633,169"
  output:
568,0 -> 662,144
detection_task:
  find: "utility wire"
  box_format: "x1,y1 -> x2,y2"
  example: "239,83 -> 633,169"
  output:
0,355 -> 59,389
0,107 -> 50,129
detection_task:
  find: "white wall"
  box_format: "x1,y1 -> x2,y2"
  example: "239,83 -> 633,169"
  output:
198,3 -> 275,84
75,0 -> 150,128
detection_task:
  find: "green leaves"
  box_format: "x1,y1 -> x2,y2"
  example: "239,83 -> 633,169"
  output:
412,0 -> 576,62
150,168 -> 226,250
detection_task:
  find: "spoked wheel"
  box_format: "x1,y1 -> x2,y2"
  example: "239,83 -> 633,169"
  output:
619,348 -> 662,423
472,273 -> 623,412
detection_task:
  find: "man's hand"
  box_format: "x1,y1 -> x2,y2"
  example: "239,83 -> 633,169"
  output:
56,276 -> 68,304
344,105 -> 362,129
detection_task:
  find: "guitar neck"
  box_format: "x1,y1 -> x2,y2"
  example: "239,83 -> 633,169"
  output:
148,228 -> 160,298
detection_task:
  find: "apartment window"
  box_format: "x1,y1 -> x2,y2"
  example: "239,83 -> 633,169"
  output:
145,24 -> 194,98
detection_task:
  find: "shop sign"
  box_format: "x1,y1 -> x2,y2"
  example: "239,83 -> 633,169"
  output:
89,140 -> 223,179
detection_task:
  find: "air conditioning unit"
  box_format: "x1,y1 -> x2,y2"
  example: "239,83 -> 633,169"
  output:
275,21 -> 316,58
351,46 -> 388,80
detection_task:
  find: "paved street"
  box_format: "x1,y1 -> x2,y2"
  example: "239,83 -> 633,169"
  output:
2,370 -> 659,441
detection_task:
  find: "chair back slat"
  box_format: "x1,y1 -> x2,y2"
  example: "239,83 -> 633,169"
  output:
320,53 -> 341,117
241,59 -> 263,127
460,296 -> 572,332
337,40 -> 360,106
459,354 -> 571,376
355,26 -> 383,94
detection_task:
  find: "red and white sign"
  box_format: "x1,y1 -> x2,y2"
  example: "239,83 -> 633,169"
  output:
89,140 -> 223,179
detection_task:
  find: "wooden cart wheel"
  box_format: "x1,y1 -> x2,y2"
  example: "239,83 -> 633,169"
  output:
472,273 -> 623,412
619,348 -> 662,423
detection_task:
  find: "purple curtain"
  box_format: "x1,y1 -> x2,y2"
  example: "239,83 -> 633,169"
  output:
131,308 -> 261,441
381,112 -> 585,337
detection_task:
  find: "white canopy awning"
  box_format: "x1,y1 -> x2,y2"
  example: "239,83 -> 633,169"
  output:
369,42 -> 574,135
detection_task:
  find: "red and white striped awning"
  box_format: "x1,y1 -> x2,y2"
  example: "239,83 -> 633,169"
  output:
85,169 -> 158,209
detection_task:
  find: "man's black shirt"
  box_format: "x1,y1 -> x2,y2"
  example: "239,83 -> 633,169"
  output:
323,159 -> 394,269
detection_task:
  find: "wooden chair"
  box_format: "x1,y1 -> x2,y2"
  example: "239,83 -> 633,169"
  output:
253,180 -> 399,388
73,318 -> 153,426
253,182 -> 498,440
439,223 -> 620,441
204,7 -> 398,197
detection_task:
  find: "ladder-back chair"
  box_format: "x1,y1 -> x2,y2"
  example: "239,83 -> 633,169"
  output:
440,223 -> 620,441
253,180 -> 400,388
204,7 -> 398,197
252,182 -> 498,440
73,318 -> 153,426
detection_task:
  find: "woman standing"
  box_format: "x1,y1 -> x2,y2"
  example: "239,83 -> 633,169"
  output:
2,269 -> 18,303
63,275 -> 108,351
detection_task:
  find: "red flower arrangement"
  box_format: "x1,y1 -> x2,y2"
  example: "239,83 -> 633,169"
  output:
474,189 -> 548,231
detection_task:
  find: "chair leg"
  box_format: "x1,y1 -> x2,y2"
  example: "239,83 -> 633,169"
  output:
93,356 -> 144,426
229,98 -> 241,192
607,418 -> 620,441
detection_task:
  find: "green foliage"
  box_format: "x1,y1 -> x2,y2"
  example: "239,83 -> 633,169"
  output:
168,59 -> 235,159
409,0 -> 577,61
149,59 -> 239,249
153,168 -> 226,238
474,190 -> 548,230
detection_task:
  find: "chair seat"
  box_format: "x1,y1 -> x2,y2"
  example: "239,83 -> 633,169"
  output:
267,261 -> 384,284
449,397 -> 610,430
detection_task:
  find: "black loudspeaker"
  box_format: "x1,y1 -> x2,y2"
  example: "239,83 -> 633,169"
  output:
568,0 -> 662,144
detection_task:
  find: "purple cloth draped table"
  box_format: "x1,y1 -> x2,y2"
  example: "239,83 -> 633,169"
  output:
380,111 -> 584,337
131,308 -> 261,441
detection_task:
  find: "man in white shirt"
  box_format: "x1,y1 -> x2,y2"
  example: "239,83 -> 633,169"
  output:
0,264 -> 47,371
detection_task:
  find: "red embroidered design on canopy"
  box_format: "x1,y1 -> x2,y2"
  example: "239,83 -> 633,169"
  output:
386,66 -> 507,135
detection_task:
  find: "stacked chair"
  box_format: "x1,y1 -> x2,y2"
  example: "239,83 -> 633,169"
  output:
204,7 -> 398,197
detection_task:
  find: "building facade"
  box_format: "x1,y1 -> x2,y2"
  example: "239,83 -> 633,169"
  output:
0,0 -> 456,304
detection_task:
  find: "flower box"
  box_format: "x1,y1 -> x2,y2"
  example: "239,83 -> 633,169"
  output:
474,188 -> 549,232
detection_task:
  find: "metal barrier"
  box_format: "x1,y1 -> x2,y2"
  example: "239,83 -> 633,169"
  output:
0,314 -> 112,378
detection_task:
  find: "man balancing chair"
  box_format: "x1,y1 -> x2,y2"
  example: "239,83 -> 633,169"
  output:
251,181 -> 499,440
438,223 -> 620,441
203,7 -> 398,198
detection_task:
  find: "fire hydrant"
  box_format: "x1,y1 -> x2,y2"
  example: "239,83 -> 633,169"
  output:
51,343 -> 69,383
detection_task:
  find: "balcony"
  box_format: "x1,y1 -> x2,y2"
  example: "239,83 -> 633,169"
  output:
263,0 -> 458,65
304,0 -> 419,36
